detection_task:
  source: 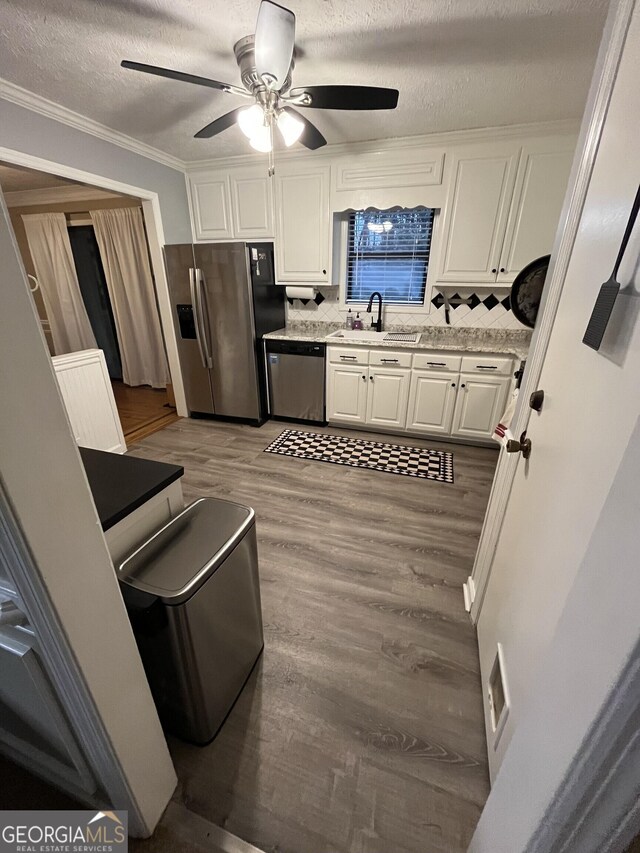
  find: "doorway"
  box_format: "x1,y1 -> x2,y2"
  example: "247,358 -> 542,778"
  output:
0,162 -> 179,445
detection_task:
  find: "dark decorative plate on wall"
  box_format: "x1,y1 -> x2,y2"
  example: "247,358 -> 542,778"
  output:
510,255 -> 550,328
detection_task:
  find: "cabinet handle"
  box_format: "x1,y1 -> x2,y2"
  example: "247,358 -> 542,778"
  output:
381,358 -> 399,363
369,376 -> 374,382
491,268 -> 497,274
362,374 -> 366,381
322,269 -> 327,275
476,365 -> 498,370
340,355 -> 357,360
461,383 -> 466,388
451,383 -> 456,388
500,267 -> 506,273
427,361 -> 446,367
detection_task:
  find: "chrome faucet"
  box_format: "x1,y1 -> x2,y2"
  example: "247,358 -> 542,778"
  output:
366,291 -> 383,332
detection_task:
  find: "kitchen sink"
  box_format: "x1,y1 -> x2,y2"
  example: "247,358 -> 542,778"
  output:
327,329 -> 393,343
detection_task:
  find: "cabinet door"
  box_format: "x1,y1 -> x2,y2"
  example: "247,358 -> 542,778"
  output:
190,174 -> 234,241
327,364 -> 368,424
451,374 -> 511,440
229,168 -> 274,239
497,140 -> 574,283
274,164 -> 331,283
406,370 -> 458,435
366,368 -> 411,430
437,145 -> 520,283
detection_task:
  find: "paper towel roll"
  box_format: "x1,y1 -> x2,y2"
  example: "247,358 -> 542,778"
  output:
285,285 -> 317,300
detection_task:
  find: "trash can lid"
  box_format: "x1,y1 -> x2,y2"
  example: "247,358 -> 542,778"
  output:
118,497 -> 255,604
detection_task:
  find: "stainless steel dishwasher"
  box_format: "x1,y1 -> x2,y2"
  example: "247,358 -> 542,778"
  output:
265,339 -> 326,423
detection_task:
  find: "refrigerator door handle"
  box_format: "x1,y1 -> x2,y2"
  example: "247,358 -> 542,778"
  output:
189,267 -> 212,370
196,268 -> 214,369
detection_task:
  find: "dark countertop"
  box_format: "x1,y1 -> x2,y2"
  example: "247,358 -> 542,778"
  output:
80,447 -> 184,532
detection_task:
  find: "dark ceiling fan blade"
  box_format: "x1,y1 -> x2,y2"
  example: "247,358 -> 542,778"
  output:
255,1 -> 295,90
194,108 -> 246,139
282,107 -> 326,150
289,85 -> 399,110
121,60 -> 235,93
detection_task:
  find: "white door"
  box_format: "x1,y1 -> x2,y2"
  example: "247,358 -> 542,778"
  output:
497,138 -> 575,283
451,374 -> 510,440
475,14 -> 640,784
189,174 -> 234,241
274,164 -> 331,283
436,144 -> 520,283
365,368 -> 411,429
406,370 -> 458,435
327,364 -> 368,424
229,167 -> 274,239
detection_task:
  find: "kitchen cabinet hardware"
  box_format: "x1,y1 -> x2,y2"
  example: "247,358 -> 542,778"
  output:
492,268 -> 497,274
381,358 -> 399,363
476,364 -> 498,369
451,383 -> 456,387
340,355 -> 357,360
427,361 -> 447,367
500,267 -> 506,273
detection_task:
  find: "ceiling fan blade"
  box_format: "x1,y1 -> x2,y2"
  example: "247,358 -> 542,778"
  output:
254,1 -> 295,90
121,60 -> 236,93
282,107 -> 326,150
289,85 -> 399,110
194,108 -> 246,139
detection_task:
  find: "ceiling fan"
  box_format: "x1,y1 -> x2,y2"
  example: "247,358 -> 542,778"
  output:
121,0 -> 399,157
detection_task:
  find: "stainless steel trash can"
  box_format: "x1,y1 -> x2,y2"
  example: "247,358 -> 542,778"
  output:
118,497 -> 263,745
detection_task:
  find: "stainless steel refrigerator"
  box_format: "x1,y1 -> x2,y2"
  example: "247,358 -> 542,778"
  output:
165,242 -> 285,423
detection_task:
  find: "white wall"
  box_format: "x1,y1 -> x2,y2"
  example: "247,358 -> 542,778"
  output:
473,0 -> 640,792
0,98 -> 191,243
0,194 -> 176,833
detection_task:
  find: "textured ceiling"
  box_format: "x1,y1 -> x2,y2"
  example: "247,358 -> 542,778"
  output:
0,162 -> 78,192
0,0 -> 608,163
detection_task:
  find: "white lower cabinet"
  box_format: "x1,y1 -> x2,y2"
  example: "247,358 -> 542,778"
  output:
365,368 -> 411,429
451,374 -> 511,440
327,363 -> 368,424
406,370 -> 458,435
327,346 -> 513,443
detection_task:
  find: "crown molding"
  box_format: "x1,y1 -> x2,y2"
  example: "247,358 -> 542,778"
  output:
4,184 -> 126,208
185,118 -> 581,172
0,77 -> 185,172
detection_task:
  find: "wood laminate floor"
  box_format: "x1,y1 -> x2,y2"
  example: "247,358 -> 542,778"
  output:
112,381 -> 179,444
129,418 -> 498,853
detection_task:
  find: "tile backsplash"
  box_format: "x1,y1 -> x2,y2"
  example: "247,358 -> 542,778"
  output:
286,287 -> 526,331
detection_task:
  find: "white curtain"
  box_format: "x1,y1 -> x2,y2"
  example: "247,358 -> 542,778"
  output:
91,207 -> 169,388
22,213 -> 97,355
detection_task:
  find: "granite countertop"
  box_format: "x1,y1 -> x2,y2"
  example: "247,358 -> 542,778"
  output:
263,323 -> 532,360
80,447 -> 184,531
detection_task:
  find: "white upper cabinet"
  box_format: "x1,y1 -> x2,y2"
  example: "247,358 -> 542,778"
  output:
435,136 -> 575,287
274,163 -> 331,283
189,174 -> 234,241
229,167 -> 274,239
496,139 -> 575,283
436,143 -> 521,284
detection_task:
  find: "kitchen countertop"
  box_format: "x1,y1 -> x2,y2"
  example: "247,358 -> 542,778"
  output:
80,447 -> 184,532
263,324 -> 532,360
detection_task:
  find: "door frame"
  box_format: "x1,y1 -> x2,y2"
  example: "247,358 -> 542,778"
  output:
463,0 -> 634,622
0,145 -> 188,417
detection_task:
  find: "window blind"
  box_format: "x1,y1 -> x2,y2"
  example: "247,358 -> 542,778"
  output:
346,207 -> 434,305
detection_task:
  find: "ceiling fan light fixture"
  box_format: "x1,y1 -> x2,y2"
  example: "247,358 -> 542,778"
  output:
276,109 -> 304,146
249,123 -> 272,153
238,104 -> 265,138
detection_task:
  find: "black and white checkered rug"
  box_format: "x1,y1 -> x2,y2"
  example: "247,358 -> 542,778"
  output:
264,429 -> 454,483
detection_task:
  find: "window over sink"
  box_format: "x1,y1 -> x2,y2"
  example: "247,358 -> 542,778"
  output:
346,207 -> 435,306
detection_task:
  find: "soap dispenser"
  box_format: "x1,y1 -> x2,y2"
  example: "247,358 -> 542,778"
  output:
352,312 -> 363,330
346,308 -> 353,330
